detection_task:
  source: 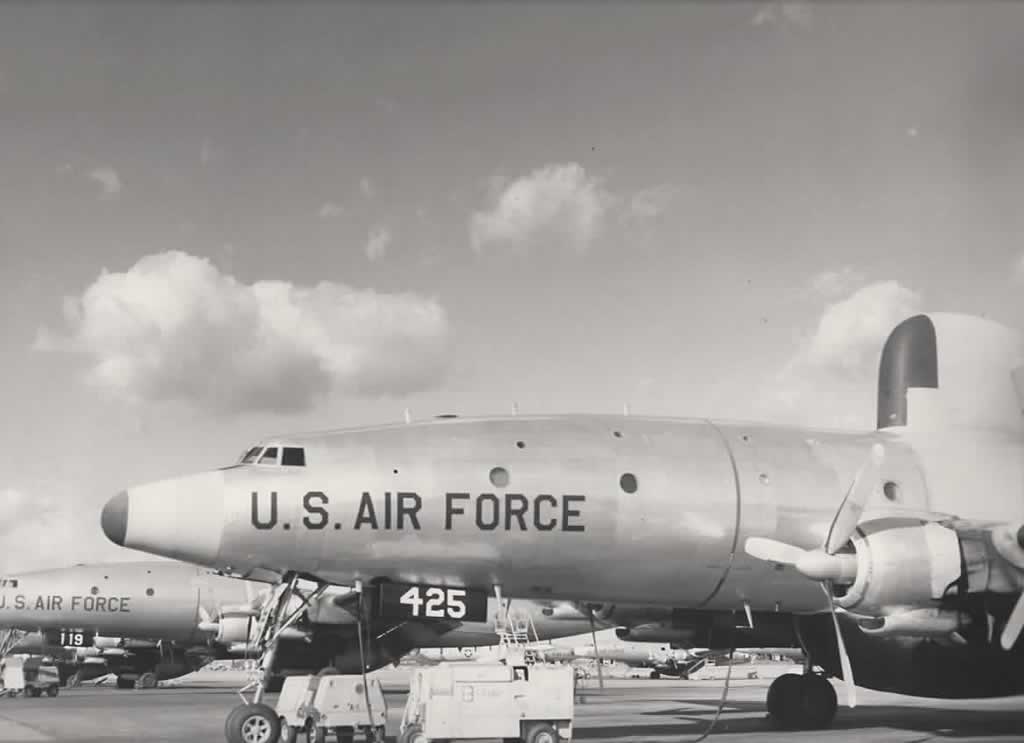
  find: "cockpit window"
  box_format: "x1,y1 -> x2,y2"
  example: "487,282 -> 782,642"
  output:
258,447 -> 279,465
282,447 -> 306,467
241,447 -> 263,464
0,579 -> 18,588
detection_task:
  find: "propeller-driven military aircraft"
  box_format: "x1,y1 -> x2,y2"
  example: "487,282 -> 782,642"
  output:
0,561 -> 600,691
103,312 -> 1024,740
0,562 -> 255,688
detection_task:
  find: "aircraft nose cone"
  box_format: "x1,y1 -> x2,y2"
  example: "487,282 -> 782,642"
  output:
101,491 -> 130,546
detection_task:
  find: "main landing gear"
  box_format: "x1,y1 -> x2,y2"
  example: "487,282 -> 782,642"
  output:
224,572 -> 329,743
765,672 -> 837,730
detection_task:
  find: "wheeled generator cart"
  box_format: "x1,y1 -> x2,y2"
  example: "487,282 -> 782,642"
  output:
399,661 -> 574,743
276,674 -> 387,743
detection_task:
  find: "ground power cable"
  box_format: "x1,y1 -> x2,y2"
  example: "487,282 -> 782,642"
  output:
685,645 -> 736,743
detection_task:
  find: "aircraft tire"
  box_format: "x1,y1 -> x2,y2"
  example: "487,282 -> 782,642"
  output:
332,726 -> 354,743
27,687 -> 42,698
798,675 -> 837,730
224,703 -> 280,743
766,673 -> 836,730
46,686 -> 58,698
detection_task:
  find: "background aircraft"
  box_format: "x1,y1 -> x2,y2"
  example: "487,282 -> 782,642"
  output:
105,312 -> 1024,731
0,562 -> 600,689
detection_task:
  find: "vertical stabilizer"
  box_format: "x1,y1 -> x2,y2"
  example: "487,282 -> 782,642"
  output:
877,313 -> 1024,432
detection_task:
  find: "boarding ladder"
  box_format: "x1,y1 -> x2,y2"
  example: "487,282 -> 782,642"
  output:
495,601 -> 542,663
0,629 -> 26,658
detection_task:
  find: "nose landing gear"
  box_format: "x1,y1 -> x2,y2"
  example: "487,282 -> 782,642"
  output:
224,572 -> 329,743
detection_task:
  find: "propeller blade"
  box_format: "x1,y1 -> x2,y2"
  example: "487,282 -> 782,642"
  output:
744,537 -> 806,566
825,443 -> 885,555
823,583 -> 856,708
1000,593 -> 1024,650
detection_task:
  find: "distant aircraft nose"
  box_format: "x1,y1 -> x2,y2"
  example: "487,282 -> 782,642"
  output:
101,491 -> 129,546
102,471 -> 225,565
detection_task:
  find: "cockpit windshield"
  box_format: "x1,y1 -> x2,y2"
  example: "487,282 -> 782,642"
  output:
238,444 -> 306,467
241,447 -> 262,464
0,578 -> 18,588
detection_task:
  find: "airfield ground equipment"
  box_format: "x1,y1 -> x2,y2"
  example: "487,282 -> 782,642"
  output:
1,656 -> 60,698
399,661 -> 574,743
276,673 -> 386,743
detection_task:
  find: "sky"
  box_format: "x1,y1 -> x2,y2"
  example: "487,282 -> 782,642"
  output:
3,1 -> 1024,573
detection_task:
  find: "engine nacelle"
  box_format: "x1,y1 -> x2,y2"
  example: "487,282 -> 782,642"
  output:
836,521 -> 962,617
213,615 -> 256,645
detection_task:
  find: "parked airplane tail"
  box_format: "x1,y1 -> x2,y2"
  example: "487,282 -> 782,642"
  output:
877,313 -> 1024,432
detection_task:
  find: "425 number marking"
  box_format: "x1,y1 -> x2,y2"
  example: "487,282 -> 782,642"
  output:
399,586 -> 467,619
378,583 -> 488,623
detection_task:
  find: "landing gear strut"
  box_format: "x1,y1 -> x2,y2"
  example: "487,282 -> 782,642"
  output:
224,572 -> 329,743
765,672 -> 837,730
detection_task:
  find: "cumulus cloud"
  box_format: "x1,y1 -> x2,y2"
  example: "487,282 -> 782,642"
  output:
88,167 -> 122,199
470,163 -> 613,253
35,251 -> 451,414
627,184 -> 678,220
365,226 -> 392,262
752,2 -> 813,29
319,202 -> 344,219
799,280 -> 922,377
810,267 -> 866,298
758,280 -> 923,428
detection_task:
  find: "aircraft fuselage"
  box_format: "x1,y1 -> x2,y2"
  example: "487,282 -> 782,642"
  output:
106,414 -> 1024,614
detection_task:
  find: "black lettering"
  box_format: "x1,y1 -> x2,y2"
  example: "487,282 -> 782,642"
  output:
445,493 -> 470,530
476,493 -> 500,530
397,492 -> 422,530
71,596 -> 81,611
384,491 -> 392,529
14,595 -> 26,610
562,495 -> 585,532
251,491 -> 278,530
52,595 -> 62,611
302,491 -> 329,530
34,595 -> 45,610
354,492 -> 379,530
95,596 -> 107,612
534,495 -> 558,531
120,597 -> 131,613
504,494 -> 529,530
83,596 -> 95,611
0,594 -> 5,609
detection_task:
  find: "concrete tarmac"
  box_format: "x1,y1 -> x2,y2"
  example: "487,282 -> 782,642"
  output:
0,676 -> 1021,743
